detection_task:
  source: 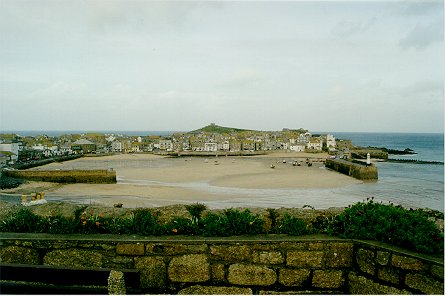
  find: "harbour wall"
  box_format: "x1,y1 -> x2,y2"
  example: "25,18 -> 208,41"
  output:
11,155 -> 82,170
0,233 -> 443,295
3,169 -> 116,184
160,151 -> 267,157
325,158 -> 378,180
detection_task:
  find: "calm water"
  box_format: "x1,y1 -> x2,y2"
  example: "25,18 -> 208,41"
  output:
1,132 -> 443,212
330,133 -> 444,211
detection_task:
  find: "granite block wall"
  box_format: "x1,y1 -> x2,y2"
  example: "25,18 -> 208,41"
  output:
0,235 -> 442,294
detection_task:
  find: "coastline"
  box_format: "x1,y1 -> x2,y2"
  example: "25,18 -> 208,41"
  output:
1,153 -> 362,208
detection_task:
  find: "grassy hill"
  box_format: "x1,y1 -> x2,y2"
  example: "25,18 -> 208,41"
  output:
190,124 -> 255,134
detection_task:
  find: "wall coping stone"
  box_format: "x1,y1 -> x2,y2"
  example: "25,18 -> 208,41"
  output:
354,239 -> 444,265
1,232 -> 443,266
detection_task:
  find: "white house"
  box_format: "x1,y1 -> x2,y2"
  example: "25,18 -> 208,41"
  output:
326,134 -> 336,148
106,135 -> 116,142
222,141 -> 230,151
59,143 -> 73,155
307,137 -> 323,151
204,142 -> 218,152
159,140 -> 173,151
32,144 -> 46,151
111,141 -> 123,152
0,143 -> 19,162
289,144 -> 306,152
0,153 -> 9,166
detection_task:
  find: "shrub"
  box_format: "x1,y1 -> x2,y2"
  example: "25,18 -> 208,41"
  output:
200,212 -> 231,236
103,216 -> 135,235
223,209 -> 264,236
0,208 -> 45,233
44,216 -> 78,234
200,209 -> 264,236
165,217 -> 196,235
185,203 -> 207,225
78,211 -> 106,234
0,175 -> 24,189
132,209 -> 164,235
328,200 -> 444,254
278,214 -> 308,236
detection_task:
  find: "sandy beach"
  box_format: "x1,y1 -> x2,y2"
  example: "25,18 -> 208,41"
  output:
3,153 -> 363,208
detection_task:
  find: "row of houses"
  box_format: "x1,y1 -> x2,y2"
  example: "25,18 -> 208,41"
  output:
151,132 -> 336,153
0,131 -> 337,165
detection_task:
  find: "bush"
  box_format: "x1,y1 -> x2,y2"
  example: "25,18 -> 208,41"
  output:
0,208 -> 45,233
165,217 -> 197,235
278,214 -> 309,236
328,200 -> 444,254
1,202 -> 441,255
201,209 -> 264,237
185,203 -> 207,225
200,212 -> 231,236
78,211 -> 106,234
0,175 -> 24,189
103,216 -> 135,235
132,209 -> 164,235
44,215 -> 78,234
224,209 -> 264,236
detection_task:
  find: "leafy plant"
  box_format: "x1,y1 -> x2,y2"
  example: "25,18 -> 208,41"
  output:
201,209 -> 264,237
328,200 -> 444,254
224,209 -> 264,236
0,176 -> 24,189
165,217 -> 196,235
104,215 -> 135,234
278,214 -> 308,236
132,209 -> 164,235
267,208 -> 279,233
200,212 -> 230,236
45,215 -> 78,234
0,208 -> 45,233
185,203 -> 207,225
78,211 -> 106,234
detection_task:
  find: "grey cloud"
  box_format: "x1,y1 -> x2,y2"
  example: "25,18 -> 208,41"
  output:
399,20 -> 443,50
393,0 -> 443,16
331,17 -> 377,38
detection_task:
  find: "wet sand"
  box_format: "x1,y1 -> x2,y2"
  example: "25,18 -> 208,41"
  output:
4,153 -> 362,208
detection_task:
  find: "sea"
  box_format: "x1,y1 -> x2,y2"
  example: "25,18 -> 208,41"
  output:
327,132 -> 444,212
1,131 -> 444,212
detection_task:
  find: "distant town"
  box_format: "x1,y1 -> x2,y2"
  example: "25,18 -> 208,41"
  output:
0,124 -> 348,167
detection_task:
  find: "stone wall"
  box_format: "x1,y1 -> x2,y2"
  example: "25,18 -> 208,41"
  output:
3,169 -> 116,184
325,158 -> 378,180
0,234 -> 442,294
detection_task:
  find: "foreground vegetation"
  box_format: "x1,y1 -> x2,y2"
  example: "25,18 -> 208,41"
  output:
1,200 -> 443,255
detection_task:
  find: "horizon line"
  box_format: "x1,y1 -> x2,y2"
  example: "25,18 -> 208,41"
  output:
1,129 -> 444,135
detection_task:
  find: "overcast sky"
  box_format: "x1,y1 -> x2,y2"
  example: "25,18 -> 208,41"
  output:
0,0 -> 443,133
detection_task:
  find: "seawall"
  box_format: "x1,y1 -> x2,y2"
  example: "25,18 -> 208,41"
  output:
162,151 -> 266,157
325,158 -> 378,180
11,155 -> 82,170
3,169 -> 116,184
0,233 -> 443,295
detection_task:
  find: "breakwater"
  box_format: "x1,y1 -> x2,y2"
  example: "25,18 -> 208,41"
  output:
162,151 -> 267,157
387,158 -> 444,165
325,158 -> 378,180
11,155 -> 82,170
1,233 -> 442,295
3,169 -> 116,184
